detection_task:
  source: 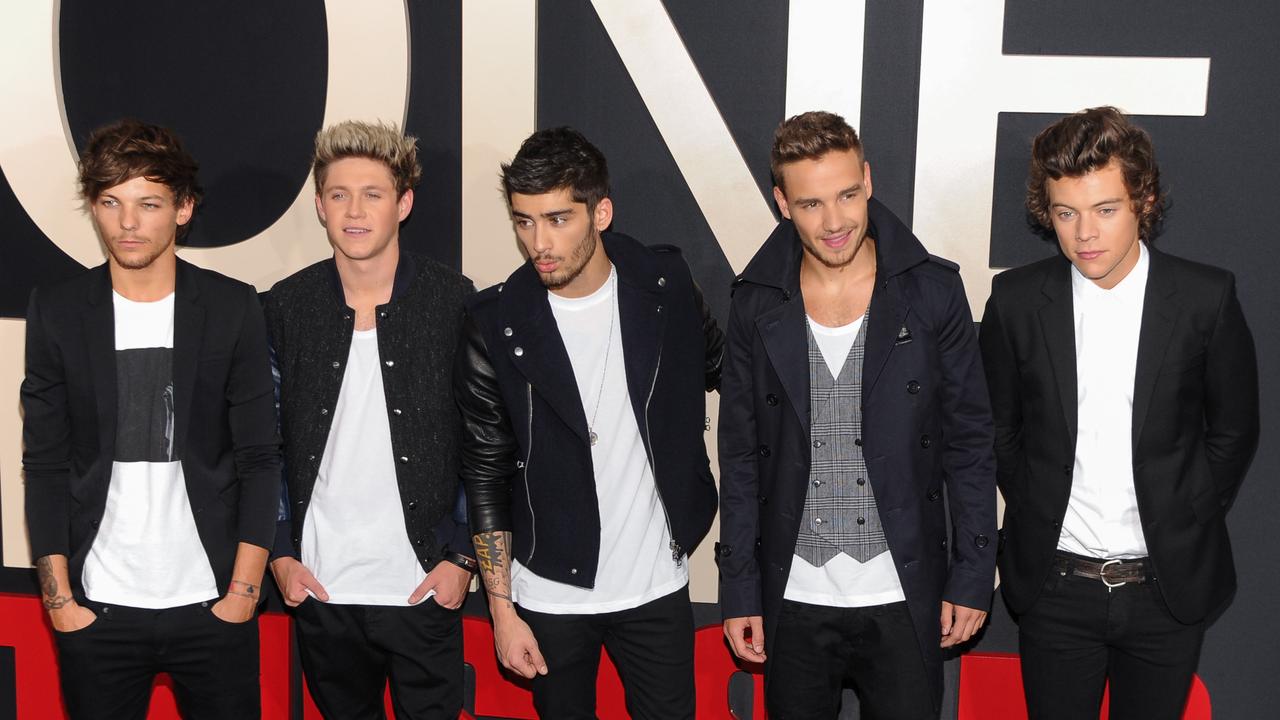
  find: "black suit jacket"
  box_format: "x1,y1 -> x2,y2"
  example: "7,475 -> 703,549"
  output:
718,200 -> 997,685
979,247 -> 1259,624
22,259 -> 281,600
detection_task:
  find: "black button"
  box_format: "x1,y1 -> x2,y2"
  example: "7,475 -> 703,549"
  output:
407,500 -> 417,510
941,538 -> 948,549
414,537 -> 424,546
296,499 -> 305,507
718,544 -> 733,558
1051,521 -> 1061,529
758,445 -> 771,458
927,488 -> 940,501
975,534 -> 989,549
1062,464 -> 1072,474
856,477 -> 866,486
907,380 -> 921,394
854,437 -> 863,447
781,290 -> 792,302
857,517 -> 866,525
292,536 -> 300,544
758,495 -> 768,505
812,440 -> 824,448
920,435 -> 932,448
91,519 -> 99,528
766,393 -> 778,406
399,456 -> 409,464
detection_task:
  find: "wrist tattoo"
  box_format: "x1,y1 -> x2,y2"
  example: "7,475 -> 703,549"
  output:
229,580 -> 258,596
486,589 -> 512,602
36,556 -> 72,609
227,589 -> 256,599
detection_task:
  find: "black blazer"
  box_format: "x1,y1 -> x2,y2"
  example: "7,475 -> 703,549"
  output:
979,248 -> 1259,624
717,199 -> 997,681
22,260 -> 281,600
456,232 -> 724,589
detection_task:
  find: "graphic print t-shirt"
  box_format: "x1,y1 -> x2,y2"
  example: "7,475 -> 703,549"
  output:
81,292 -> 218,608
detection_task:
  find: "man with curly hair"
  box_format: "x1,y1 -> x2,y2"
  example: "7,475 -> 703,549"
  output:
980,107 -> 1259,719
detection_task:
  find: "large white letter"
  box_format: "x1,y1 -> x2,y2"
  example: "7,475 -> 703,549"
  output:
785,0 -> 866,126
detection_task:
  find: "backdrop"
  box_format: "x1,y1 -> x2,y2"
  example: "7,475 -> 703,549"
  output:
1,1 -> 1276,717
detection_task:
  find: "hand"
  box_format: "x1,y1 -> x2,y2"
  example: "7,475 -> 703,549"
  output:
48,600 -> 97,633
492,612 -> 548,679
211,592 -> 256,624
724,615 -> 767,662
940,601 -> 987,648
270,557 -> 329,606
410,561 -> 472,609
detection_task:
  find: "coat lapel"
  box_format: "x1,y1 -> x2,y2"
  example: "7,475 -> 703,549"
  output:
1038,260 -> 1078,444
83,266 -> 117,460
1131,249 -> 1177,449
172,261 -> 204,458
862,276 -> 910,397
617,264 -> 665,436
757,297 -> 810,434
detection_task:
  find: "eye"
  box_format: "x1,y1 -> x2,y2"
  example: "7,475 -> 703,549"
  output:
841,190 -> 858,201
550,216 -> 567,226
1056,210 -> 1075,220
366,192 -> 382,200
801,201 -> 819,210
1098,207 -> 1116,217
330,192 -> 346,201
100,199 -> 118,208
514,218 -> 532,228
141,203 -> 160,210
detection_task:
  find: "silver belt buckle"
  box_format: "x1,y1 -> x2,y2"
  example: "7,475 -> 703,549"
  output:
1099,559 -> 1127,591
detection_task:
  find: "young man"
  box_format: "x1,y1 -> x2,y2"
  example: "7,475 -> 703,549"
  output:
265,121 -> 476,719
718,111 -> 997,719
455,127 -> 724,719
21,119 -> 280,718
980,107 -> 1259,719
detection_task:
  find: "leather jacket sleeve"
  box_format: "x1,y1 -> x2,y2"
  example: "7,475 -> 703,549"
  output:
694,279 -> 726,392
453,311 -> 517,534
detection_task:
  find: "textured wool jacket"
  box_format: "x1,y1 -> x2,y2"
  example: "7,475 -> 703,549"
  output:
265,252 -> 475,569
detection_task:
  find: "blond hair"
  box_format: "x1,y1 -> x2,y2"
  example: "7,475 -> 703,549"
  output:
312,120 -> 421,197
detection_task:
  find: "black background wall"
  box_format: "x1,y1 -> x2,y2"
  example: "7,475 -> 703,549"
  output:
2,2 -> 1276,717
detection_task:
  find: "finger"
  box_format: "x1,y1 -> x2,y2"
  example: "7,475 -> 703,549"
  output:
940,601 -> 954,636
409,582 -> 434,605
526,641 -> 549,676
749,617 -> 767,657
304,576 -> 330,602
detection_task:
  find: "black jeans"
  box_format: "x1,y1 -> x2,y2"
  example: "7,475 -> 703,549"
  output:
517,585 -> 695,720
765,599 -> 938,720
53,597 -> 260,720
1017,564 -> 1204,720
292,598 -> 463,720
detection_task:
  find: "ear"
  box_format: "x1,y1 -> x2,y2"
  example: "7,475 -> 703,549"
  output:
314,193 -> 327,226
398,188 -> 415,222
593,197 -> 614,231
863,162 -> 873,199
175,196 -> 195,227
773,186 -> 791,220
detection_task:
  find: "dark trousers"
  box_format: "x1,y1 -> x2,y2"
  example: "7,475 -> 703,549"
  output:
292,598 -> 463,720
53,598 -> 260,720
517,585 -> 695,720
1017,565 -> 1204,720
765,599 -> 938,720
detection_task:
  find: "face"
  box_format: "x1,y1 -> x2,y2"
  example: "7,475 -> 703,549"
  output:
773,149 -> 873,270
90,176 -> 192,271
510,187 -> 614,297
1047,160 -> 1145,289
316,157 -> 412,262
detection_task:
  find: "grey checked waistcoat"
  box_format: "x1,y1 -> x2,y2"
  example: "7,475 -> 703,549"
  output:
794,315 -> 889,566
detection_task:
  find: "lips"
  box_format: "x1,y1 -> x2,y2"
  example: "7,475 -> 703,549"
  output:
343,227 -> 371,236
1078,250 -> 1104,261
821,230 -> 851,250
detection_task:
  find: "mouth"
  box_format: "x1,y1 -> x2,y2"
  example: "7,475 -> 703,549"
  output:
534,257 -> 560,274
343,227 -> 371,237
115,237 -> 146,249
821,229 -> 852,250
1077,250 -> 1104,261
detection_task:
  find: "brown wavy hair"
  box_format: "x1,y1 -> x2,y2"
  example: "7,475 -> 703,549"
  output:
771,111 -> 863,192
1027,106 -> 1165,241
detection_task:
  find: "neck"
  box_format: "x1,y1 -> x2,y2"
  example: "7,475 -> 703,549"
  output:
336,239 -> 399,305
110,251 -> 177,302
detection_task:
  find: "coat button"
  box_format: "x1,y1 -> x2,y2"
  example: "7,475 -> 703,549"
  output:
854,437 -> 862,447
974,534 -> 989,549
657,305 -> 663,313
91,519 -> 100,528
504,327 -> 513,337
1062,464 -> 1072,475
308,454 -> 316,461
766,393 -> 778,406
296,499 -> 305,507
514,347 -> 524,357
813,479 -> 822,487
570,568 -> 578,575
332,361 -> 341,368
812,440 -> 824,448
814,517 -> 824,525
758,445 -> 771,457
718,544 -> 733,557
1051,520 -> 1061,529
399,456 -> 409,464
414,537 -> 424,546
927,488 -> 940,501
781,290 -> 791,302
657,277 -> 666,288
379,311 -> 387,319
856,477 -> 866,486
320,408 -> 328,415
758,495 -> 768,505
941,538 -> 948,549
907,380 -> 921,394
919,434 -> 931,448
393,408 -> 402,416
856,517 -> 866,525
293,536 -> 301,544
385,360 -> 395,367
407,500 -> 417,510
343,314 -> 352,321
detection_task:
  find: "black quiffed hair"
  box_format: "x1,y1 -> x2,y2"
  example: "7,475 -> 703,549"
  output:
501,127 -> 609,210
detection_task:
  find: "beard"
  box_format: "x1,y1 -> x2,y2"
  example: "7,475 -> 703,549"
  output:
104,233 -> 175,271
799,224 -> 870,270
534,226 -> 600,290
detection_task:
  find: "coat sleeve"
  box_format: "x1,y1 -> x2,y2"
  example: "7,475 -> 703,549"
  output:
693,279 -> 726,392
716,293 -> 764,619
227,286 -> 285,550
21,289 -> 72,561
453,311 -> 517,534
934,272 -> 998,611
1202,272 -> 1259,508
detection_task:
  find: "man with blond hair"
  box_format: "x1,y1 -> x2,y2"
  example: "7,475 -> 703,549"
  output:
265,120 -> 477,718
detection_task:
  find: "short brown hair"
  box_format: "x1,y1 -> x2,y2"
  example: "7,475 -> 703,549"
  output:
1027,106 -> 1165,241
313,121 -> 421,198
770,111 -> 863,191
78,119 -> 202,208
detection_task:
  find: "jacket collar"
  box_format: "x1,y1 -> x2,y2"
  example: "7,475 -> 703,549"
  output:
324,250 -> 418,309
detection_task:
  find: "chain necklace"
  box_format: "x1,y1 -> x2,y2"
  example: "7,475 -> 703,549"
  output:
587,271 -> 617,447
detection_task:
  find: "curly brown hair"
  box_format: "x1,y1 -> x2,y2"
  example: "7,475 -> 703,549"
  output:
78,119 -> 202,206
770,111 -> 863,192
1027,107 -> 1165,241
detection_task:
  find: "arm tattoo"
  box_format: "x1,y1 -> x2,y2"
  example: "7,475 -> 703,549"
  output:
473,531 -> 514,605
36,556 -> 72,610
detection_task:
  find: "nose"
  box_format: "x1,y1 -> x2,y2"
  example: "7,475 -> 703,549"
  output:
1076,212 -> 1098,242
821,204 -> 842,234
345,195 -> 365,218
528,224 -> 552,255
119,205 -> 139,231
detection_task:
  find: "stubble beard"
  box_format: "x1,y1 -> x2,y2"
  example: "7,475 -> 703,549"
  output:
537,226 -> 600,291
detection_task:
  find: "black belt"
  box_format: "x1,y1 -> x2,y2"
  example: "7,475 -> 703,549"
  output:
1053,552 -> 1149,587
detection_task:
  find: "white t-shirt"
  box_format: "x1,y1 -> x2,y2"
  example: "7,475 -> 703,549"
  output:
1059,242 -> 1150,559
82,292 -> 218,609
783,314 -> 906,608
511,266 -> 688,614
302,328 -> 428,605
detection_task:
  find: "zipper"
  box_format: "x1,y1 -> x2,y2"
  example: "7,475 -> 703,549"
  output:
643,340 -> 681,567
522,382 -> 537,564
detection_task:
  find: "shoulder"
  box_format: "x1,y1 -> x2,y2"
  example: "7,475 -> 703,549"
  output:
990,254 -> 1061,296
266,258 -> 331,304
185,261 -> 257,298
28,265 -> 101,308
1154,249 -> 1235,291
465,282 -> 504,315
406,252 -> 474,294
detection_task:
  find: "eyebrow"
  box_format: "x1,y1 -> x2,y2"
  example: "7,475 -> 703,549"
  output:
326,184 -> 390,192
792,182 -> 862,206
1052,197 -> 1125,210
512,208 -> 575,220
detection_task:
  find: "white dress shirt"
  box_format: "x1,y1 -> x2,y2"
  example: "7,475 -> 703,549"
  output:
1059,242 -> 1150,559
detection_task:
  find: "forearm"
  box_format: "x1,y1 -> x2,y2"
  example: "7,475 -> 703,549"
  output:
473,530 -> 517,620
35,554 -> 74,610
